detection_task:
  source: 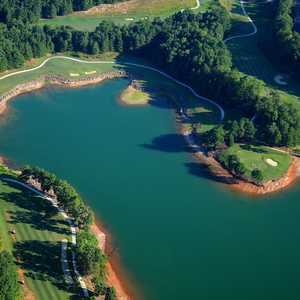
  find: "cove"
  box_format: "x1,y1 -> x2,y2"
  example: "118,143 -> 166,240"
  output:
1,79 -> 300,300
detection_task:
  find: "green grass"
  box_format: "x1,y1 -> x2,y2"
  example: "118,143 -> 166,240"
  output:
40,0 -> 199,30
0,172 -> 80,299
227,0 -> 300,115
0,53 -> 119,96
120,83 -> 150,105
222,144 -> 292,181
0,53 -> 221,132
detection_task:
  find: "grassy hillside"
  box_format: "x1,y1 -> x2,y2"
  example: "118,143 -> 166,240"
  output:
0,168 -> 78,299
227,0 -> 300,114
0,53 -> 221,133
221,144 -> 292,181
40,0 -> 202,30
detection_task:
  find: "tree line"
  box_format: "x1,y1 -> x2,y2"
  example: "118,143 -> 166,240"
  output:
0,235 -> 20,300
19,166 -> 116,299
1,4 -> 300,147
275,0 -> 300,76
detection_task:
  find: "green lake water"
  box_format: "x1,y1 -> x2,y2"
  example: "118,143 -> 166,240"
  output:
1,79 -> 300,299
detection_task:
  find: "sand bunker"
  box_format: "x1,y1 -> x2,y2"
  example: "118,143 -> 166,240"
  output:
70,73 -> 79,77
274,74 -> 288,85
265,158 -> 278,167
85,71 -> 97,75
125,18 -> 134,21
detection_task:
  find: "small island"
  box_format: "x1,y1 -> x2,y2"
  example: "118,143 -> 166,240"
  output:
120,80 -> 150,106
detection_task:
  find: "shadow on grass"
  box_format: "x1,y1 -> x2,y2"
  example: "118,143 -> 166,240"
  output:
14,240 -> 81,298
240,144 -> 269,154
0,184 -> 69,235
113,56 -> 221,131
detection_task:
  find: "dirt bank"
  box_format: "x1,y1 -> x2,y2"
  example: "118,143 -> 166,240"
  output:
181,126 -> 300,196
0,71 -> 127,117
75,0 -> 138,16
91,221 -> 134,300
230,157 -> 300,195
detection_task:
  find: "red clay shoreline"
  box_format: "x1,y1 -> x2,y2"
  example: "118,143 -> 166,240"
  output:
0,157 -> 133,300
1,70 -> 300,300
91,219 -> 137,300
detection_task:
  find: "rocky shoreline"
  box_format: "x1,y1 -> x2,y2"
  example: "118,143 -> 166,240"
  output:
180,120 -> 300,196
0,71 -> 127,116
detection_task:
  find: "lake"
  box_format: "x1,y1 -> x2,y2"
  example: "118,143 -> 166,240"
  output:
1,79 -> 300,300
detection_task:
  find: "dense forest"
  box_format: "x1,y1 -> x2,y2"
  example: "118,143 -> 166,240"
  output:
275,0 -> 300,76
1,3 -> 300,147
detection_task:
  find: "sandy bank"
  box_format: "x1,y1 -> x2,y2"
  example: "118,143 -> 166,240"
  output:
0,71 -> 127,116
91,222 -> 133,300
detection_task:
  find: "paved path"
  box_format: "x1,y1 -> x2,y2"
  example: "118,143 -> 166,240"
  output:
191,0 -> 200,10
1,178 -> 89,297
224,0 -> 257,43
0,56 -> 225,121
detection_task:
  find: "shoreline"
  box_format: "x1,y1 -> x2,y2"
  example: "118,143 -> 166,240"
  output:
118,81 -> 150,107
0,157 -> 134,300
181,126 -> 300,195
230,157 -> 300,195
0,71 -> 127,117
1,72 -> 298,197
91,219 -> 137,300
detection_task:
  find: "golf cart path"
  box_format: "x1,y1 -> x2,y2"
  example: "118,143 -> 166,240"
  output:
1,178 -> 89,297
191,0 -> 200,10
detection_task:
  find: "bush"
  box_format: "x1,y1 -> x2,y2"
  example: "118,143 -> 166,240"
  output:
0,251 -> 19,300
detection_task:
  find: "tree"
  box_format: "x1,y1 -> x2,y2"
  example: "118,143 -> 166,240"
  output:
208,126 -> 225,149
105,287 -> 117,300
76,229 -> 107,275
251,169 -> 264,184
234,161 -> 246,177
0,251 -> 19,300
228,133 -> 235,147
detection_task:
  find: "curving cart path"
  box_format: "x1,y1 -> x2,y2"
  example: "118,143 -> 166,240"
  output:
1,178 -> 89,297
191,0 -> 201,10
0,1 -> 259,297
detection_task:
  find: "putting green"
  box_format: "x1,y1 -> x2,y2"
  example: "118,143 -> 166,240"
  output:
221,144 -> 291,181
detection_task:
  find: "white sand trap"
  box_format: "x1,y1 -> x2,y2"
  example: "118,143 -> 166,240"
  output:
125,18 -> 134,21
274,74 -> 288,85
85,70 -> 97,75
70,73 -> 79,77
265,158 -> 278,167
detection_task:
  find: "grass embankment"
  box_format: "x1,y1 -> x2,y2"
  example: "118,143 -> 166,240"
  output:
0,53 -> 119,96
0,167 -> 77,299
40,0 -> 202,30
222,144 -> 292,181
0,54 -> 221,133
227,0 -> 300,113
120,82 -> 150,105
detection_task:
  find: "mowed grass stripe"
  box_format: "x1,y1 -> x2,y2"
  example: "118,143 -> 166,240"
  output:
13,224 -> 57,300
12,209 -> 68,299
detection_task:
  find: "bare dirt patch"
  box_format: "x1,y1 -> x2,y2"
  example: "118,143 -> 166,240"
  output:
75,0 -> 139,15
